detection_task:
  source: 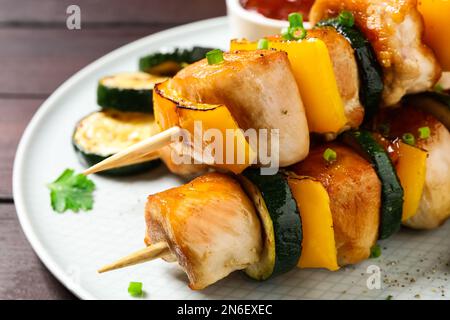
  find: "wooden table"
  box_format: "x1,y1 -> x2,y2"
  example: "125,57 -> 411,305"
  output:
0,0 -> 226,300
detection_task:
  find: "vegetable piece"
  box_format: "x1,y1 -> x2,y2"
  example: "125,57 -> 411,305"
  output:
316,17 -> 383,122
230,38 -> 347,134
206,49 -> 224,65
128,282 -> 143,297
418,0 -> 450,70
139,46 -> 214,76
418,126 -> 430,139
395,142 -> 427,222
239,169 -> 302,280
282,12 -> 307,40
287,176 -> 339,271
338,11 -> 354,27
153,80 -> 256,174
403,92 -> 450,131
323,148 -> 337,162
370,244 -> 381,258
73,109 -> 161,176
402,133 -> 415,146
47,169 -> 95,213
97,72 -> 167,113
257,38 -> 269,50
343,130 -> 404,239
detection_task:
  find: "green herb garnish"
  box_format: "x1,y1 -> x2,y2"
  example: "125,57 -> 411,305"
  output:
338,11 -> 355,27
418,126 -> 430,139
206,49 -> 224,65
47,169 -> 95,213
402,133 -> 416,146
370,244 -> 382,258
323,148 -> 337,163
282,12 -> 307,40
434,83 -> 444,93
386,295 -> 393,300
128,282 -> 143,297
257,38 -> 269,50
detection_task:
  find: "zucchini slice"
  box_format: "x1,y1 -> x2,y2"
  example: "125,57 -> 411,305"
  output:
139,46 -> 214,76
403,92 -> 450,131
73,109 -> 161,176
343,130 -> 404,239
97,72 -> 167,113
316,19 -> 384,121
239,169 -> 302,280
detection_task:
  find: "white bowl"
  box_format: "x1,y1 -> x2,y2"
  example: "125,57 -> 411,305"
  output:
226,0 -> 311,40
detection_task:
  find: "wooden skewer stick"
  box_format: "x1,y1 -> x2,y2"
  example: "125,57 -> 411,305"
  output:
83,126 -> 181,175
98,242 -> 170,273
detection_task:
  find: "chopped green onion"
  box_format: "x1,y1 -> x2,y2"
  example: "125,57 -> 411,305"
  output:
257,38 -> 269,50
281,27 -> 294,40
282,12 -> 307,40
402,133 -> 416,146
418,126 -> 430,139
128,282 -> 143,297
323,148 -> 337,162
434,83 -> 444,93
206,49 -> 224,65
288,12 -> 303,28
338,11 -> 355,27
370,244 -> 381,258
386,295 -> 393,300
289,26 -> 307,40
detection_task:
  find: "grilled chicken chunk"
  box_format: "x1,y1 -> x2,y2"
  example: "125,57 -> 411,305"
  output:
377,106 -> 450,229
310,0 -> 441,106
158,145 -> 209,177
170,50 -> 310,167
145,173 -> 262,290
291,143 -> 381,266
307,28 -> 364,129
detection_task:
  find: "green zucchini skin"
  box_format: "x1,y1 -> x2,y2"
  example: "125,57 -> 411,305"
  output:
139,46 -> 214,76
403,92 -> 450,131
317,19 -> 383,122
97,84 -> 153,113
242,169 -> 302,278
343,130 -> 403,239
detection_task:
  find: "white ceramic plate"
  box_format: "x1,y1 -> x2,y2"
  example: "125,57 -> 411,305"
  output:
13,17 -> 450,300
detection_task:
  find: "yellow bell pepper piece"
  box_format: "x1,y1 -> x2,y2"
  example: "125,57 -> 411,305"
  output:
395,141 -> 427,221
230,38 -> 347,134
153,81 -> 256,174
418,0 -> 450,71
288,177 -> 339,271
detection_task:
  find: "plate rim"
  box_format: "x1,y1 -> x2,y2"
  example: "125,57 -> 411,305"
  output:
12,16 -> 228,300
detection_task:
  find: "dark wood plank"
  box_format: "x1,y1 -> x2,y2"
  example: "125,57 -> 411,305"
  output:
0,0 -> 226,25
0,98 -> 43,199
0,26 -> 179,96
0,203 -> 76,299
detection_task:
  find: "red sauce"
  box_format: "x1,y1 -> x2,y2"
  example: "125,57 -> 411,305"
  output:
240,0 -> 315,21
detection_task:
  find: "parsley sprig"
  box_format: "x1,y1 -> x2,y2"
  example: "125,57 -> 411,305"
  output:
48,169 -> 95,213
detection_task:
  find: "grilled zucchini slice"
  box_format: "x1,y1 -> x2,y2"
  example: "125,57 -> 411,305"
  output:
139,46 -> 214,76
343,130 -> 404,239
97,72 -> 167,113
239,169 -> 302,280
73,109 -> 160,175
317,18 -> 383,122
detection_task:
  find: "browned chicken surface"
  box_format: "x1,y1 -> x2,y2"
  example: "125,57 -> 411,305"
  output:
310,0 -> 441,106
376,106 -> 450,229
307,28 -> 364,128
170,50 -> 310,167
145,173 -> 262,289
291,143 -> 381,266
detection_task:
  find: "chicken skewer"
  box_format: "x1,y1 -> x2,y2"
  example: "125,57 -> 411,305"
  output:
85,1 -> 444,176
